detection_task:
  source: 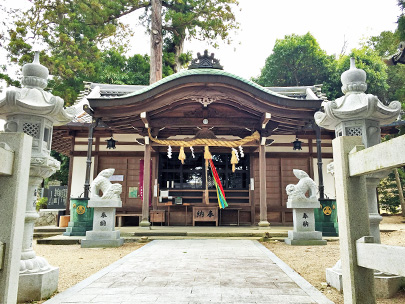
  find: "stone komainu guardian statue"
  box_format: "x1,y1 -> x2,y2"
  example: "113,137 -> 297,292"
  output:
90,168 -> 122,200
286,169 -> 318,204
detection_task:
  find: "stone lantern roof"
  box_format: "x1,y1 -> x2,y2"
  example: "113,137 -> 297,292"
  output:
0,52 -> 74,126
315,58 -> 401,131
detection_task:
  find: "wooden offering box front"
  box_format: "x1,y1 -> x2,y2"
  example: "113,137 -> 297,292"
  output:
192,206 -> 218,226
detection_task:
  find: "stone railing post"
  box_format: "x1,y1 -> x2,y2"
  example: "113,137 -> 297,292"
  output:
0,133 -> 32,304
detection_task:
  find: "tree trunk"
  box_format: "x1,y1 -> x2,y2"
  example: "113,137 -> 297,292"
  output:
394,168 -> 405,217
150,0 -> 162,84
173,35 -> 185,73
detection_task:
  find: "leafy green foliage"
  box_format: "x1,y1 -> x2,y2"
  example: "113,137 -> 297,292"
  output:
95,49 -> 151,85
398,1 -> 405,40
36,197 -> 48,211
253,33 -> 339,100
335,47 -> 389,102
48,150 -> 70,186
368,30 -> 405,105
6,0 -> 239,104
378,168 -> 405,214
254,33 -> 390,102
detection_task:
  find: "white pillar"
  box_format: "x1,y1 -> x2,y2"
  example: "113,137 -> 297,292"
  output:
333,136 -> 375,304
0,133 -> 32,304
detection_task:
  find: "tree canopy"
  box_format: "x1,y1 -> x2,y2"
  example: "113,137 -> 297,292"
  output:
253,33 -> 338,99
254,33 -> 392,102
4,0 -> 239,105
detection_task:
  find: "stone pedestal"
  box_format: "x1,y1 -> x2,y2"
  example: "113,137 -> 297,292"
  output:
81,199 -> 124,248
18,267 -> 59,303
285,204 -> 326,246
326,266 -> 403,298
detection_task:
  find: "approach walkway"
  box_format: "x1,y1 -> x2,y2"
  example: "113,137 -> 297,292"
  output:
44,240 -> 333,304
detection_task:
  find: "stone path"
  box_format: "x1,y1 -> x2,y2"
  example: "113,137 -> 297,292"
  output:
44,240 -> 333,304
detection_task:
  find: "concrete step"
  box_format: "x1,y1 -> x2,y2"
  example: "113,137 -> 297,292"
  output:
133,231 -> 287,237
34,232 -> 63,239
34,226 -> 66,233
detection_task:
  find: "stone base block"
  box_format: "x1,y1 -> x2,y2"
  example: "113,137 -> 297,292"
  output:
258,221 -> 270,227
17,267 -> 59,303
284,238 -> 327,246
326,267 -> 343,292
85,230 -> 121,240
374,275 -> 402,298
81,238 -> 124,248
63,221 -> 93,236
326,268 -> 403,298
288,230 -> 323,240
139,220 -> 151,228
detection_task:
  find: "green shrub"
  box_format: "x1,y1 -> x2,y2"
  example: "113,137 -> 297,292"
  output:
378,169 -> 405,214
36,197 -> 48,211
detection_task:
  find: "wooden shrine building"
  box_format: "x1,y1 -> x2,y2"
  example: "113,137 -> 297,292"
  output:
52,51 -> 335,226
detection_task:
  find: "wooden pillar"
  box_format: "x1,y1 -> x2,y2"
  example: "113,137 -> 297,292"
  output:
314,124 -> 325,199
258,143 -> 270,227
140,137 -> 151,228
66,135 -> 75,215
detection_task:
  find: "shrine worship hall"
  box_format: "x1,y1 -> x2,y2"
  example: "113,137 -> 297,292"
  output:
52,51 -> 334,227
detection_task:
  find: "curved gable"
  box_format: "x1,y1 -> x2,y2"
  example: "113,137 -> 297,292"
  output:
87,69 -> 323,137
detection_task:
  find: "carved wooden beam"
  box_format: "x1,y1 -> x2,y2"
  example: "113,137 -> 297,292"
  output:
261,112 -> 271,129
140,112 -> 150,128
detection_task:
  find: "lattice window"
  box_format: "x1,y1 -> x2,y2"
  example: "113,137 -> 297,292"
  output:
346,127 -> 362,137
22,122 -> 40,138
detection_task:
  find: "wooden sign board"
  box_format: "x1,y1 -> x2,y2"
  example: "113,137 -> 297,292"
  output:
193,206 -> 218,226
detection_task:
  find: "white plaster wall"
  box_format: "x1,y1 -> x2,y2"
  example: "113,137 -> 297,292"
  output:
70,157 -> 94,198
312,158 -> 335,199
0,119 -> 5,131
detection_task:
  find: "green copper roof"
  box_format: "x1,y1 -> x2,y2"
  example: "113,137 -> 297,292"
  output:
118,68 -> 292,100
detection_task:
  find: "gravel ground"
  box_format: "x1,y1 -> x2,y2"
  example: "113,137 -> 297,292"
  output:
263,215 -> 405,304
30,215 -> 405,304
31,242 -> 145,303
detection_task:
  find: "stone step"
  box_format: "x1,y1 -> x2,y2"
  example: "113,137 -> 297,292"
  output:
34,227 -> 66,233
322,232 -> 339,237
33,232 -> 63,239
133,231 -> 288,238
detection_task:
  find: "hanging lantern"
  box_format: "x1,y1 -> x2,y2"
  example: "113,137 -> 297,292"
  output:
292,137 -> 303,150
106,137 -> 117,149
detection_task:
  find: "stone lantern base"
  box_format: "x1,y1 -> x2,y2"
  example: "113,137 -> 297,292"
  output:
18,267 -> 59,302
326,268 -> 404,298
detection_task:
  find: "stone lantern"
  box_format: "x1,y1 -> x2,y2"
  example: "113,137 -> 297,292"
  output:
0,52 -> 74,302
314,58 -> 402,297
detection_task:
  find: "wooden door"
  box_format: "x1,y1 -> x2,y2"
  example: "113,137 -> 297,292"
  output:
253,156 -> 310,225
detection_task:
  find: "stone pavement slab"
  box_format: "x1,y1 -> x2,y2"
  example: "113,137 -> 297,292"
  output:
44,240 -> 333,304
